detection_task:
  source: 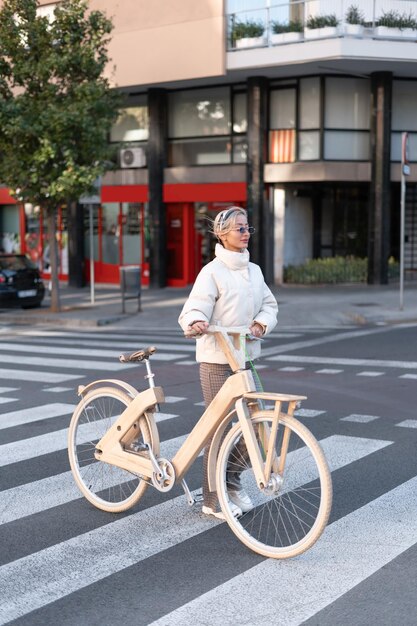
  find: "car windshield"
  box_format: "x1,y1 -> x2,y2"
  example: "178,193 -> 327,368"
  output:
0,255 -> 35,271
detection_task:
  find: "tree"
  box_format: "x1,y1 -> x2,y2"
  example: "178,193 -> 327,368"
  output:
0,0 -> 120,311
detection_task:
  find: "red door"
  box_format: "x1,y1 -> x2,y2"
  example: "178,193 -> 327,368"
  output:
166,203 -> 195,287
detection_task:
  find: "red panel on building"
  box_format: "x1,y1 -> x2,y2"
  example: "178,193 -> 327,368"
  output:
163,182 -> 246,203
101,185 -> 148,203
0,188 -> 18,204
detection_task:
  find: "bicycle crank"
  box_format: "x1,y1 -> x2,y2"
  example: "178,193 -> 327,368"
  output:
151,458 -> 175,492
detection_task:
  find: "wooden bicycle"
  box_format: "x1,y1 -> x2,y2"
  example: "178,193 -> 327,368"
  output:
68,326 -> 332,559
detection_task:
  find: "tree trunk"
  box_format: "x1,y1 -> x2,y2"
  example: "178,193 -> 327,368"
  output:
47,208 -> 61,312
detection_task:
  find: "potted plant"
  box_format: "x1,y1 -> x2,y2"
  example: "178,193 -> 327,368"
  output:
231,19 -> 265,49
305,14 -> 340,40
271,20 -> 303,44
345,5 -> 365,36
375,10 -> 405,38
398,13 -> 417,39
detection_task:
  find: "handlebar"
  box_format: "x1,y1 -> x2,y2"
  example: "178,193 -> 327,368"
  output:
184,325 -> 252,338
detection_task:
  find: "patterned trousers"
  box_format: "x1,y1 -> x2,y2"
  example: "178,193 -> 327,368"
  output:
199,362 -> 261,509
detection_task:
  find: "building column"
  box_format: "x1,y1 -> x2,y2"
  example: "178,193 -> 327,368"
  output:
148,89 -> 168,288
247,77 -> 272,281
67,201 -> 85,288
368,72 -> 392,284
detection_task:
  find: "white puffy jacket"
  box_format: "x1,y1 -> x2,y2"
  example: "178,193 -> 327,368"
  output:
178,243 -> 278,364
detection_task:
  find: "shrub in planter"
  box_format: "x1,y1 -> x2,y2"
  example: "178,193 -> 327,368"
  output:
231,19 -> 265,47
272,20 -> 303,34
306,14 -> 339,29
305,14 -> 340,39
271,20 -> 303,44
345,4 -> 365,36
284,256 -> 368,284
346,5 -> 365,25
375,10 -> 417,38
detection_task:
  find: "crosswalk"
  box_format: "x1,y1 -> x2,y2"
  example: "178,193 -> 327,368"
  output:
0,325 -> 416,624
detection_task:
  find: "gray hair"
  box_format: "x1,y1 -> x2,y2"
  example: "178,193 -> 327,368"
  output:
212,207 -> 247,242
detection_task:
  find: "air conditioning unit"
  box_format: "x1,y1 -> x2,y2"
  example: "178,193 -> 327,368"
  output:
119,147 -> 146,169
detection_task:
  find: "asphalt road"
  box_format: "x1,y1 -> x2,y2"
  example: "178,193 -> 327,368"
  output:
0,321 -> 416,625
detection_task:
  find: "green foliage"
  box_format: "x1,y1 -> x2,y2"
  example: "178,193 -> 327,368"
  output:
0,0 -> 121,211
271,20 -> 303,34
231,19 -> 265,41
306,14 -> 339,29
345,5 -> 365,26
284,257 -> 400,284
377,10 -> 417,29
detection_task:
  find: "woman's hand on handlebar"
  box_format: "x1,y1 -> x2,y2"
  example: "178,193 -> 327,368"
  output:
189,321 -> 209,334
249,322 -> 264,338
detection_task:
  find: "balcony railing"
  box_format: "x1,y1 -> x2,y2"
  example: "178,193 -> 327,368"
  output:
227,0 -> 417,49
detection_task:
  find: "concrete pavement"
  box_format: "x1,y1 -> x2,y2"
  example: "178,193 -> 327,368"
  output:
1,281 -> 416,329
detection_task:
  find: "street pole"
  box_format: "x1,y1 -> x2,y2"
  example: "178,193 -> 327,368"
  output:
89,204 -> 95,305
400,132 -> 410,310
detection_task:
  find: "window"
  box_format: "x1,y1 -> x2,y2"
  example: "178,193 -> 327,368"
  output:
110,98 -> 148,143
269,88 -> 296,162
324,78 -> 370,160
391,80 -> 417,162
168,87 -> 246,166
299,77 -> 320,161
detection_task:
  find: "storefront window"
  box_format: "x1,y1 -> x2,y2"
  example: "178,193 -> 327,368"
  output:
101,203 -> 120,265
269,88 -> 296,163
0,205 -> 20,253
83,205 -> 99,261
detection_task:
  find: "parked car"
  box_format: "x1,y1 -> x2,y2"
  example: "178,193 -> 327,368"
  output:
0,254 -> 45,309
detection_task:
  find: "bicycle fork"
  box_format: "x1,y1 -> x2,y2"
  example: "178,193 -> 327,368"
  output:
234,397 -> 287,490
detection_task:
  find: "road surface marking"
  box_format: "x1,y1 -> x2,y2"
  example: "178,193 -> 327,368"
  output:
0,403 -> 75,430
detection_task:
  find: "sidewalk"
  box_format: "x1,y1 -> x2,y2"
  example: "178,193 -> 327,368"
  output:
0,281 -> 416,329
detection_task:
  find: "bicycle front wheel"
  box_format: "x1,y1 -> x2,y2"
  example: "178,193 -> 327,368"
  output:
68,387 -> 156,513
216,412 -> 332,559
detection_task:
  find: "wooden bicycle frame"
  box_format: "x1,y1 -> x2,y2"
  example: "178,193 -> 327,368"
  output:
95,328 -> 306,489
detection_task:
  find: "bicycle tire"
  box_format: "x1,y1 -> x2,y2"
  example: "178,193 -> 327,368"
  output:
68,387 -> 156,513
216,411 -> 332,559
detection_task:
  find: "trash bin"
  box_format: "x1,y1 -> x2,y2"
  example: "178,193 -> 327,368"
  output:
120,266 -> 141,314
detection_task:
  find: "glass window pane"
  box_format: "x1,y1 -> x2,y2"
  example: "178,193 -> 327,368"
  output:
324,131 -> 370,160
101,203 -> 120,265
110,101 -> 149,142
299,131 -> 320,160
392,81 -> 417,131
233,92 -> 247,133
269,130 -> 295,162
232,136 -> 247,162
83,206 -> 99,261
270,89 -> 296,129
121,203 -> 142,265
169,87 -> 230,138
391,131 -> 417,162
300,78 -> 320,129
169,137 -> 231,165
325,78 -> 370,129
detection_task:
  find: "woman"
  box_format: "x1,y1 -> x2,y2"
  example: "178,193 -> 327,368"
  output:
178,207 -> 278,519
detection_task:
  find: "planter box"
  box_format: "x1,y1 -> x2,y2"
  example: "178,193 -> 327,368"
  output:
374,26 -> 402,39
344,23 -> 364,37
271,31 -> 303,45
235,36 -> 265,49
304,26 -> 340,40
401,28 -> 417,40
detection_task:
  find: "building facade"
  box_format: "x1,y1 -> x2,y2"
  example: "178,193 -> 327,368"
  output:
1,0 -> 417,286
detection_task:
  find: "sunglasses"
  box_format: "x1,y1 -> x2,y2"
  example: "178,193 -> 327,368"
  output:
232,226 -> 256,234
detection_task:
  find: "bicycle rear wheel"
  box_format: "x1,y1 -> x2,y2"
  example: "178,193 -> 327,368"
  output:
216,411 -> 332,559
68,387 -> 156,513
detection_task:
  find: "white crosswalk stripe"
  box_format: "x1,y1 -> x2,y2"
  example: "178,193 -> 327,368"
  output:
0,326 -> 416,624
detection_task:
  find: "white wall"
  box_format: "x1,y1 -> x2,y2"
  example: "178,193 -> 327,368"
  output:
273,188 -> 313,284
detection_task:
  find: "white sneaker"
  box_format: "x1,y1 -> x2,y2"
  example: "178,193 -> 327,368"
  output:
228,489 -> 253,513
202,501 -> 242,520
